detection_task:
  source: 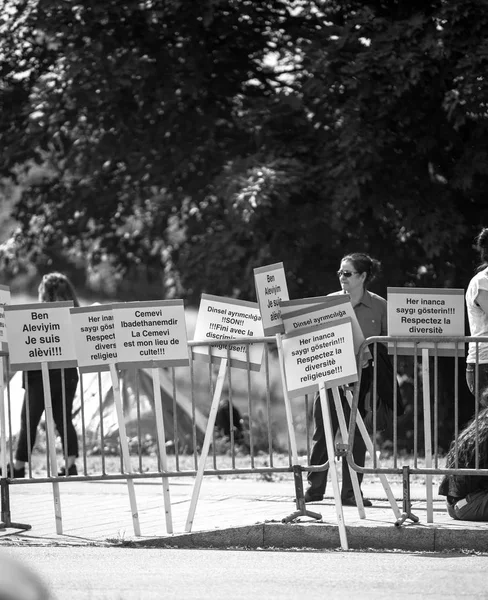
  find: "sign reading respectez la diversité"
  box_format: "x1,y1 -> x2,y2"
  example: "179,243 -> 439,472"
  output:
387,287 -> 465,356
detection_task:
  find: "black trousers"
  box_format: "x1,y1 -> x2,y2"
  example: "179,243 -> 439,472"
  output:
307,365 -> 372,500
16,368 -> 79,463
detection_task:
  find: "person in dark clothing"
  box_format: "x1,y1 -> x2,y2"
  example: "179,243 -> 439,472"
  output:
305,252 -> 387,507
438,407 -> 488,521
2,272 -> 80,478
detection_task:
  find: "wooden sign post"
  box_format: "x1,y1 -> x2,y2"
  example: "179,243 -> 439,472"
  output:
71,303 -> 143,536
186,295 -> 264,532
281,318 -> 359,550
5,301 -> 78,534
281,296 -> 401,519
111,299 -> 190,535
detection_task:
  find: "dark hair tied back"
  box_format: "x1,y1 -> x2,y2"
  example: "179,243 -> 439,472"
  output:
341,252 -> 381,288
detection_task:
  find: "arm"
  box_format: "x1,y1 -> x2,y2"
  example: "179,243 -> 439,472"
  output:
476,289 -> 488,315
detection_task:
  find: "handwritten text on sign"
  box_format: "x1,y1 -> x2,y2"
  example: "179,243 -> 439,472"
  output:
254,262 -> 289,335
192,294 -> 264,371
4,301 -> 77,370
70,304 -> 117,372
281,318 -> 358,397
112,300 -> 189,369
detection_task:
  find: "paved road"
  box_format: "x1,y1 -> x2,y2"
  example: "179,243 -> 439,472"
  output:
2,546 -> 488,600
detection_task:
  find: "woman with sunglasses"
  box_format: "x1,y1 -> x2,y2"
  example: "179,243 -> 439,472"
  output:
305,252 -> 387,506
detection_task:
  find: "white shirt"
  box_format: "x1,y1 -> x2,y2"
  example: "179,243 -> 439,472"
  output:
466,268 -> 488,363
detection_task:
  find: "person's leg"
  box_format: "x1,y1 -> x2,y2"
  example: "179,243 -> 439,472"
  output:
341,365 -> 372,504
306,392 -> 329,500
15,374 -> 45,469
452,491 -> 488,521
51,369 -> 79,473
339,396 -> 367,502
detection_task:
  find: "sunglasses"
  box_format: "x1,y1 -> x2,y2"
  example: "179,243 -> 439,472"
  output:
337,270 -> 358,278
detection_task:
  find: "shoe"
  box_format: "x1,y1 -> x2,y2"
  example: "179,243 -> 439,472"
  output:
342,496 -> 372,507
58,464 -> 78,476
0,464 -> 25,479
304,490 -> 323,503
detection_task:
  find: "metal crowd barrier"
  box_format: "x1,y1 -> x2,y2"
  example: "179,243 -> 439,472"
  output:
0,336 -> 315,532
3,333 -> 487,533
347,335 -> 488,525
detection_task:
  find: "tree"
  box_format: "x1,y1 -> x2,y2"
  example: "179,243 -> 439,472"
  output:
1,0 -> 488,304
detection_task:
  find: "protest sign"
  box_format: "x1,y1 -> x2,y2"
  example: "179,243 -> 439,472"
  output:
70,304 -> 117,372
192,294 -> 264,371
279,296 -> 329,318
281,294 -> 369,359
111,300 -> 189,369
254,262 -> 289,335
387,287 -> 465,356
281,318 -> 358,398
4,301 -> 77,370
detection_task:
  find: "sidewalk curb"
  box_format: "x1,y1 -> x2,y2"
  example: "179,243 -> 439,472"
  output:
130,521 -> 488,553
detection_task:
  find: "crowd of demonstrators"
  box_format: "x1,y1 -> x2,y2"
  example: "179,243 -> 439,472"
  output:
1,272 -> 80,479
305,252 -> 388,507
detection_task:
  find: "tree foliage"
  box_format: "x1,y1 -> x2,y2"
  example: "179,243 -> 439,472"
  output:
1,0 -> 488,302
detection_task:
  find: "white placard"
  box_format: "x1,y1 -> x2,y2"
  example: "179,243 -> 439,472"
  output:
254,262 -> 289,335
387,287 -> 465,356
4,301 -> 77,370
192,294 -> 264,371
112,300 -> 189,369
0,285 -> 11,354
281,318 -> 358,398
279,296 -> 329,318
70,304 -> 117,372
281,294 -> 370,358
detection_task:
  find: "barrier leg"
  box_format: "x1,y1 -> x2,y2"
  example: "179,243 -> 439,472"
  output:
319,382 -> 348,550
345,389 -> 402,520
0,478 -> 31,532
332,387 -> 365,519
282,465 -> 322,523
185,359 -> 228,532
395,465 -> 420,527
41,363 -> 63,534
276,334 -> 321,523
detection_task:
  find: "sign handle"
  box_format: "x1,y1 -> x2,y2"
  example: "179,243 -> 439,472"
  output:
332,387 -> 365,519
109,364 -> 141,536
41,362 -> 63,534
422,348 -> 433,522
345,389 -> 401,520
151,366 -> 173,534
319,382 -> 348,550
0,357 -> 7,479
185,358 -> 228,532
